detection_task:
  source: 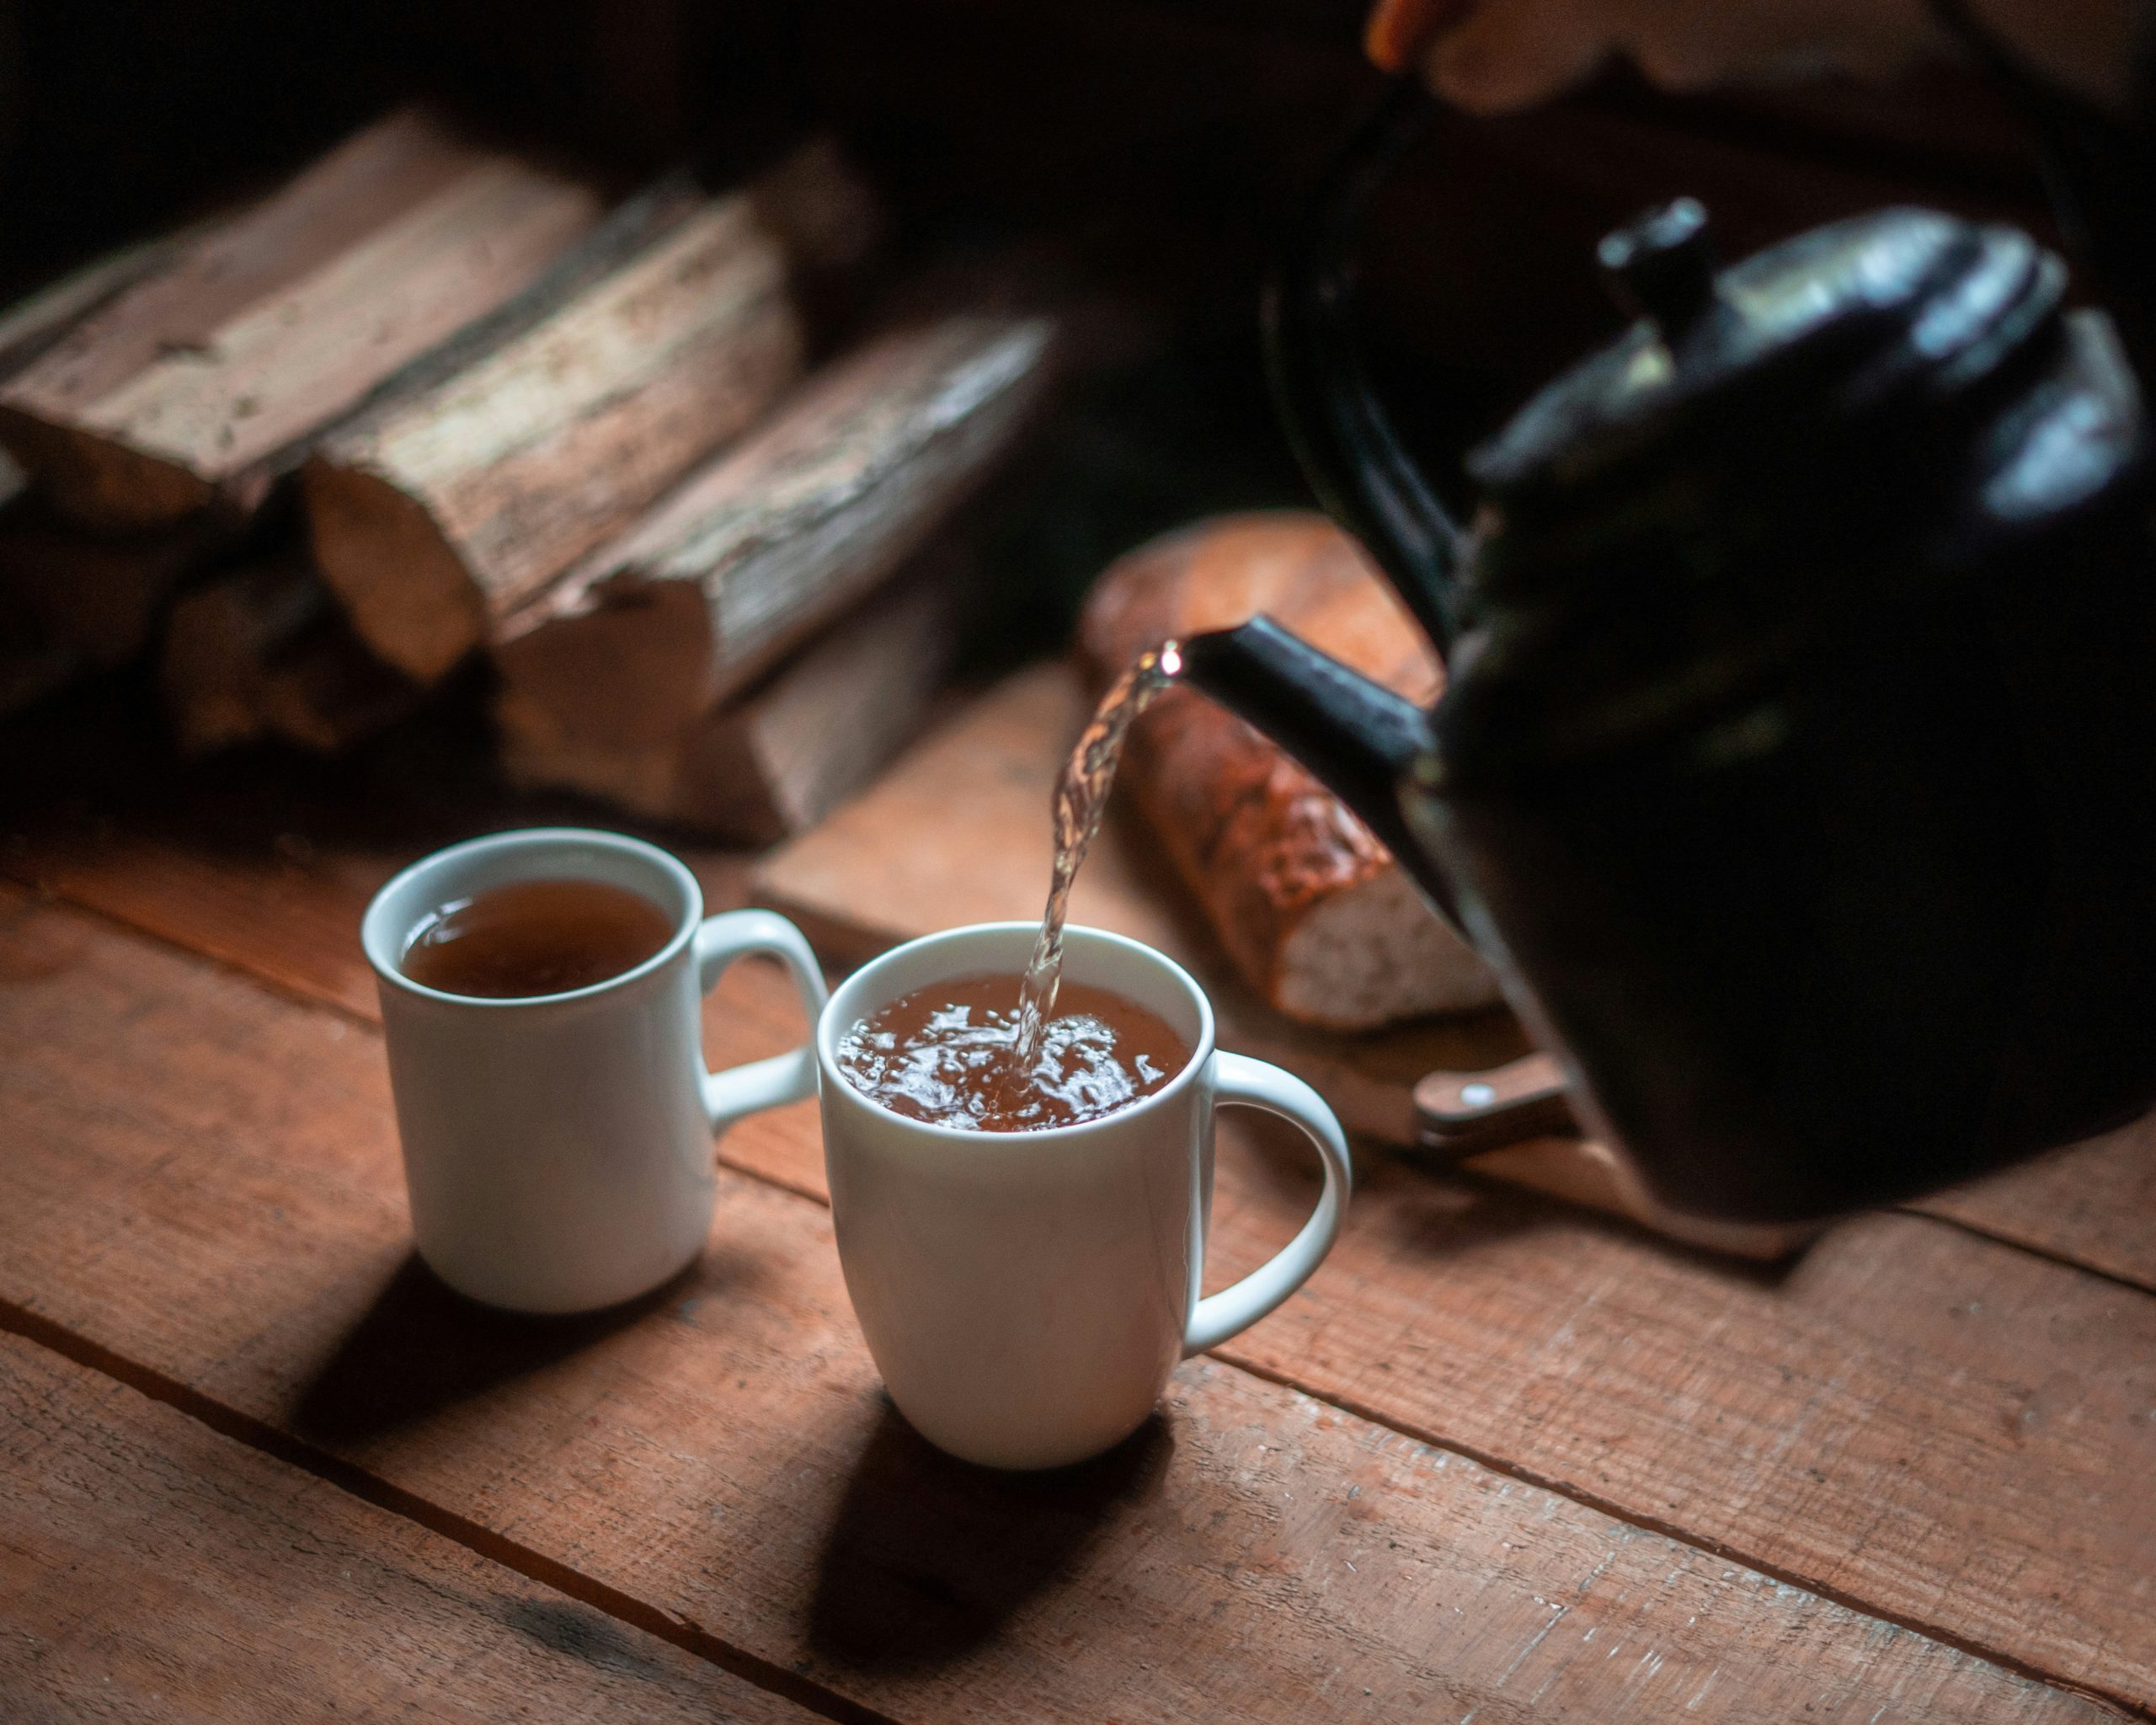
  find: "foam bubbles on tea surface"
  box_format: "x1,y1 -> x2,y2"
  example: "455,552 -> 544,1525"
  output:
837,973 -> 1187,1132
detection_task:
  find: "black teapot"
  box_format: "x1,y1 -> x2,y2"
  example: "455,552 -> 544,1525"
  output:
1177,83 -> 2156,1222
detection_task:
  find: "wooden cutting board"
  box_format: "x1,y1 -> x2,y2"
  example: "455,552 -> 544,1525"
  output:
754,660 -> 1817,1257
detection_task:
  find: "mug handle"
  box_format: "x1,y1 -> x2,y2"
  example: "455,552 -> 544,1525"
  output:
1183,1051 -> 1353,1357
693,910 -> 830,1132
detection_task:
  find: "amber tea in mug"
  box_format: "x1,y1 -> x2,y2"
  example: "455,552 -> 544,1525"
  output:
835,973 -> 1190,1131
400,878 -> 675,999
362,829 -> 831,1314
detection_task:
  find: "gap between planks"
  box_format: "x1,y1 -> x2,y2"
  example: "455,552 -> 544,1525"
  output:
3,877 -> 2144,1720
1212,1350 -> 2148,1724
1892,1204 -> 2156,1302
0,1295 -> 905,1725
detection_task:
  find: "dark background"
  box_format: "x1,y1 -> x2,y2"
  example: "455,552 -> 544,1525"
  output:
0,0 -> 2061,650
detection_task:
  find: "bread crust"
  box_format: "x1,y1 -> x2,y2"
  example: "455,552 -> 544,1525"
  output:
1079,511 -> 1493,1027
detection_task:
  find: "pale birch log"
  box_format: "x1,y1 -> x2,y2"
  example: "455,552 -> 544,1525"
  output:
0,218 -> 215,374
0,108 -> 604,530
0,214 -> 228,518
300,141 -> 879,685
491,302 -> 1061,759
497,554 -> 963,841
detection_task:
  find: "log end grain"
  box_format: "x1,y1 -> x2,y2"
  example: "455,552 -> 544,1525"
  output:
301,457 -> 487,683
299,142 -> 880,685
0,109 -> 606,532
498,558 -> 961,843
0,407 -> 214,531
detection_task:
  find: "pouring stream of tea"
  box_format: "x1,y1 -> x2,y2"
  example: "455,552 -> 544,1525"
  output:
1014,641 -> 1182,1067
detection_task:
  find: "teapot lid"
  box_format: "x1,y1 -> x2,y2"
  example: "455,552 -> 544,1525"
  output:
1468,202 -> 2065,502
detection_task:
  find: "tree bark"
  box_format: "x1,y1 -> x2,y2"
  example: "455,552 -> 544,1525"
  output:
300,141 -> 878,685
492,297 -> 1063,761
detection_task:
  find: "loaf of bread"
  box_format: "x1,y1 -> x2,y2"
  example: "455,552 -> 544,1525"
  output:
1079,510 -> 1498,1028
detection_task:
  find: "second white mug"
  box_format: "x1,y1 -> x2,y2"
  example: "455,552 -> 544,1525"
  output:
362,828 -> 829,1315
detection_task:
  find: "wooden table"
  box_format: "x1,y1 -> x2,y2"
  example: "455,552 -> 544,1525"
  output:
1,696 -> 2152,1723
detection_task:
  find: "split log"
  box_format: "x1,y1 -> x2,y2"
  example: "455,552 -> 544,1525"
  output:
160,556 -> 419,756
0,215 -> 227,515
0,221 -> 212,376
300,141 -> 878,686
492,300 -> 1064,762
498,553 -> 963,841
0,108 -> 605,530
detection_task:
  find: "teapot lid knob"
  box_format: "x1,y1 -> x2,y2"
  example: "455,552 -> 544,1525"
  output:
1598,199 -> 1719,343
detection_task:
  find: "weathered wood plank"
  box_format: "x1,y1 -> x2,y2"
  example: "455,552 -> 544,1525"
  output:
711,974 -> 2156,1713
0,885 -> 2111,1723
706,974 -> 2156,1714
7,796 -> 2156,1702
1911,1116 -> 2156,1293
0,1332 -> 812,1723
0,109 -> 604,528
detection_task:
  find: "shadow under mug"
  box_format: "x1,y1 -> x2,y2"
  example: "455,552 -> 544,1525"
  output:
816,922 -> 1353,1470
361,828 -> 828,1314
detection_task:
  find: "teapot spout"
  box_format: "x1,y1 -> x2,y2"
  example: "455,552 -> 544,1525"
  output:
1265,79 -> 1470,658
1176,617 -> 1458,922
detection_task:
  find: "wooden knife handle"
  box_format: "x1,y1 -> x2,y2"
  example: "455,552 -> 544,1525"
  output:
1413,1051 -> 1576,1155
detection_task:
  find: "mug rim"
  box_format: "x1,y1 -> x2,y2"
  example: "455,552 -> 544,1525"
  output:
361,827 -> 703,1011
816,921 -> 1218,1146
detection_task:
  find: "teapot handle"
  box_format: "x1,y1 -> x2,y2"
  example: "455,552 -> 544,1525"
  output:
1263,78 -> 1471,660
1929,0 -> 2156,395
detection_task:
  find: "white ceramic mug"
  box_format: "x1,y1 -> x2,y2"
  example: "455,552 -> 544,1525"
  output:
362,828 -> 828,1314
816,921 -> 1353,1470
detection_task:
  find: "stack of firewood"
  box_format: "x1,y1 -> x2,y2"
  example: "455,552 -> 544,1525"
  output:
0,108 -> 1072,841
